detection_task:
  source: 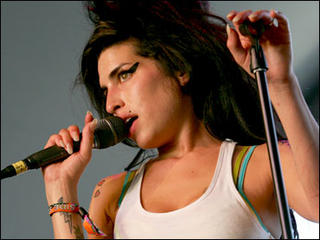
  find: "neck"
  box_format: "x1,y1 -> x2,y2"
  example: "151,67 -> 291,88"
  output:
157,116 -> 221,160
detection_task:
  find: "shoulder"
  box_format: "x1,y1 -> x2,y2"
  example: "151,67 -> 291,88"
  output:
248,140 -> 293,179
239,140 -> 292,169
235,140 -> 293,195
232,143 -> 272,196
86,171 -> 131,238
89,171 -> 128,219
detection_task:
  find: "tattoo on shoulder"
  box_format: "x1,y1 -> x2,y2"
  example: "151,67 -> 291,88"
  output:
94,189 -> 101,198
94,173 -> 125,198
96,172 -> 124,188
97,178 -> 106,187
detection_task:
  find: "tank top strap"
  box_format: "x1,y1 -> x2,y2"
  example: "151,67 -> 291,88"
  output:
118,150 -> 158,208
233,146 -> 249,184
236,145 -> 270,233
118,170 -> 137,207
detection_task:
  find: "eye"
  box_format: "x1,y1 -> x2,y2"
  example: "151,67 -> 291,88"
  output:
119,71 -> 131,82
118,62 -> 139,82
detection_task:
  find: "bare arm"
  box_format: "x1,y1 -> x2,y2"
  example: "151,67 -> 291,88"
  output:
45,182 -> 84,238
226,9 -> 319,221
86,172 -> 127,239
270,75 -> 319,221
42,111 -> 97,238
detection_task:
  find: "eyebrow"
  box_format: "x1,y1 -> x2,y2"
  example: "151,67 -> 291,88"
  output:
100,62 -> 136,89
108,62 -> 131,79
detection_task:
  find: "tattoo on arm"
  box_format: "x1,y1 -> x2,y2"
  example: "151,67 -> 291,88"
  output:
97,178 -> 106,186
94,189 -> 101,198
94,177 -> 106,199
73,225 -> 84,239
94,174 -> 124,198
57,197 -> 73,234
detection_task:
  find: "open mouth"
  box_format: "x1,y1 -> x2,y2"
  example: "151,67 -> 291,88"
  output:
125,116 -> 138,130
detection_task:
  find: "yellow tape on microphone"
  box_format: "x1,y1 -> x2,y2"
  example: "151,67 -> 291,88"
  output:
12,161 -> 28,174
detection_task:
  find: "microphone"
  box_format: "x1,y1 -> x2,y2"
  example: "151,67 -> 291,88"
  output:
239,20 -> 268,38
1,116 -> 128,180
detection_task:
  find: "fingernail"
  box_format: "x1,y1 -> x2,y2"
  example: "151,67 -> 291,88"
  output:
59,140 -> 65,148
226,24 -> 231,35
87,110 -> 93,117
227,11 -> 235,19
66,143 -> 73,155
249,13 -> 257,19
90,118 -> 98,131
233,15 -> 241,23
71,131 -> 79,142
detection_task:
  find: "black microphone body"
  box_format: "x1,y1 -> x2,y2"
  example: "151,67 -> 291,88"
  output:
1,116 -> 128,180
239,19 -> 268,38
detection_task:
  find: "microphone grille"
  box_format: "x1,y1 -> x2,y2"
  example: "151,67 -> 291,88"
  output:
94,116 -> 128,149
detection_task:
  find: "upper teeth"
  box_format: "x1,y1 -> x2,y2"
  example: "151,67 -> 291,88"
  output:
126,118 -> 132,123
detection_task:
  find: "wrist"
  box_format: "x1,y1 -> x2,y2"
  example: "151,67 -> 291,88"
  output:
49,202 -> 80,216
268,71 -> 298,97
44,180 -> 79,205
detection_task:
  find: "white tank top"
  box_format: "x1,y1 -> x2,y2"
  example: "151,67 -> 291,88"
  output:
114,140 -> 274,239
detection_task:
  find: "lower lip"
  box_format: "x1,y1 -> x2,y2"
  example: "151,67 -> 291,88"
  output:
128,119 -> 138,137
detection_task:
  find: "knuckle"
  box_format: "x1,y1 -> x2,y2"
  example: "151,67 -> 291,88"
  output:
45,134 -> 61,148
58,128 -> 69,136
49,134 -> 59,141
68,125 -> 79,132
68,125 -> 80,142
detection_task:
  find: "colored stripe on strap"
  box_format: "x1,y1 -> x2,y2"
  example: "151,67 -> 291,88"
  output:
237,145 -> 270,233
118,171 -> 136,207
233,146 -> 249,184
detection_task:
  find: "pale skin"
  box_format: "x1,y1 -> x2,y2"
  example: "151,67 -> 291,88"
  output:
42,9 -> 319,239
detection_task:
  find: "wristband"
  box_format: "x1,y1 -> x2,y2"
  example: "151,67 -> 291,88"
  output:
48,203 -> 107,236
48,203 -> 79,216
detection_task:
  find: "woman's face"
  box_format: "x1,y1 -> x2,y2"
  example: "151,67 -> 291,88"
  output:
97,39 -> 191,149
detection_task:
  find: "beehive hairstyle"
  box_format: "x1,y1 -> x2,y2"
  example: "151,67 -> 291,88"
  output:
77,0 -> 286,147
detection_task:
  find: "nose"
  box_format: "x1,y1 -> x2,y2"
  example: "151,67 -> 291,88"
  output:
105,88 -> 125,115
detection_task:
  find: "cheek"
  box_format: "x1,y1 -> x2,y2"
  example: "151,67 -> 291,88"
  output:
132,80 -> 183,148
134,75 -> 180,117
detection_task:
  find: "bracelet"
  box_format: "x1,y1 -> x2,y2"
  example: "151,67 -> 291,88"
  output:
48,203 -> 79,216
47,203 -> 107,237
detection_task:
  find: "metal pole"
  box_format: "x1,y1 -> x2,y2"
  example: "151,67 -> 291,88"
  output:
250,40 -> 294,239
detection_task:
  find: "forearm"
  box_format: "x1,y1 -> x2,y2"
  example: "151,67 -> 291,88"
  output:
270,74 -> 319,197
45,181 -> 85,239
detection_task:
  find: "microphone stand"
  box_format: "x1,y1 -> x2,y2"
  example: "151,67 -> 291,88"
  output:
248,31 -> 294,238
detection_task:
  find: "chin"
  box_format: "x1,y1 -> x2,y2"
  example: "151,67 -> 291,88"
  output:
133,134 -> 162,150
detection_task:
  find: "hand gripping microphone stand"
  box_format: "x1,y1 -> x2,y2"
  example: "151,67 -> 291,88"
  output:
239,20 -> 294,239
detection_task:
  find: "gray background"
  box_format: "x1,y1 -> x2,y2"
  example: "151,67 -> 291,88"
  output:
1,1 -> 318,239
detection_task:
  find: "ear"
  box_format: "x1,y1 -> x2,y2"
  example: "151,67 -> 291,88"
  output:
175,72 -> 190,87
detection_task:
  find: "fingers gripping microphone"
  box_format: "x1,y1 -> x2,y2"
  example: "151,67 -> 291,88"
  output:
1,116 -> 128,180
239,20 -> 268,38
